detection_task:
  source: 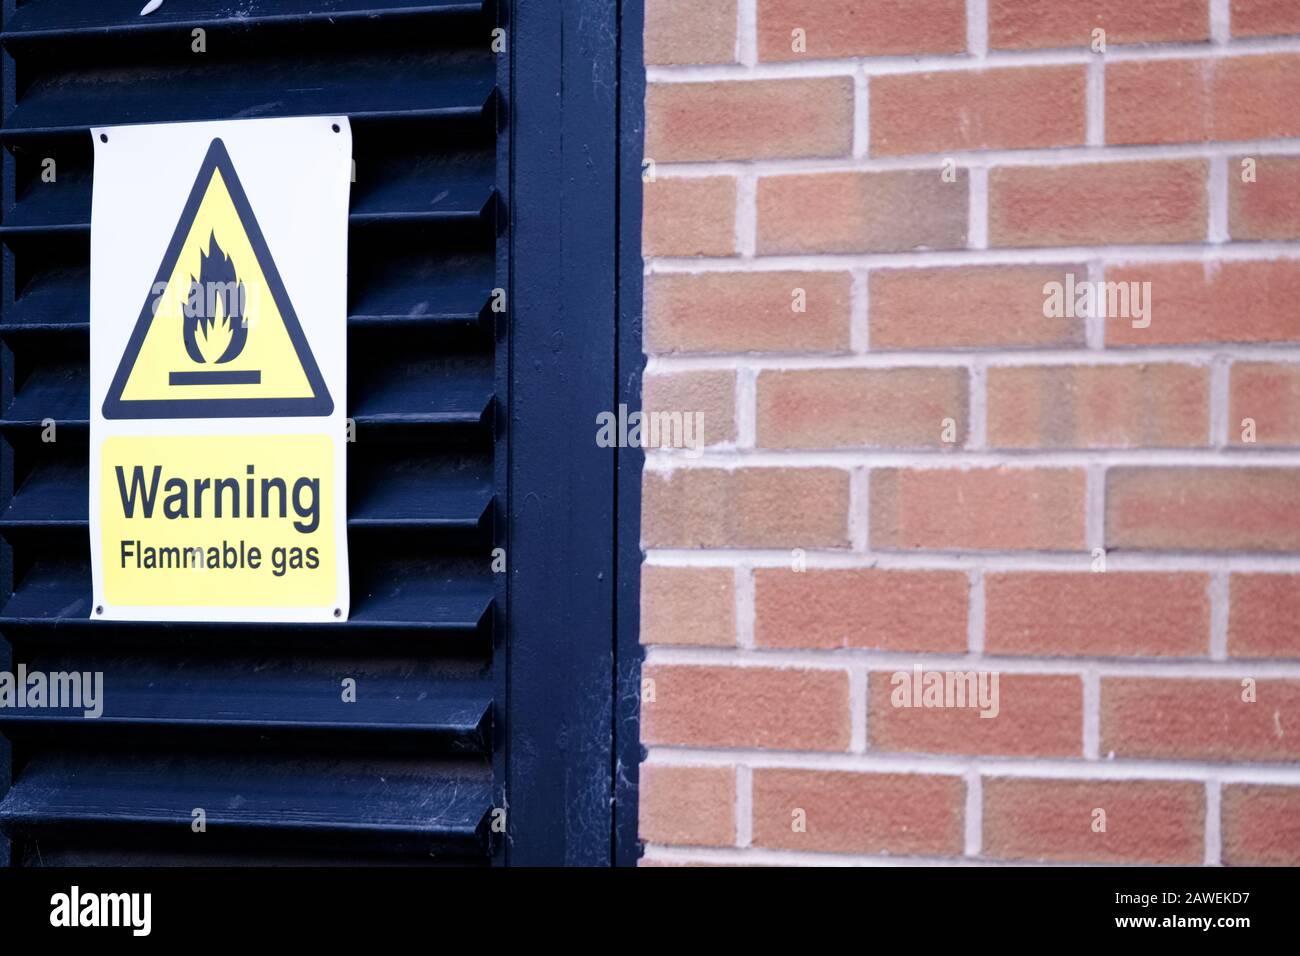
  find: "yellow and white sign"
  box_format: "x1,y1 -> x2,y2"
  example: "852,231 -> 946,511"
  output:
90,117 -> 351,622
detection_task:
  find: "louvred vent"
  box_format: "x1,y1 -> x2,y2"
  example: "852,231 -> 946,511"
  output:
0,0 -> 508,865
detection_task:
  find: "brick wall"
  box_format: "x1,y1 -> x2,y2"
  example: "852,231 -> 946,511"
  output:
637,0 -> 1300,865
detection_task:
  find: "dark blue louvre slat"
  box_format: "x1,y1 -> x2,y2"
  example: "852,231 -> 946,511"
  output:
11,845 -> 490,866
2,104 -> 495,144
0,674 -> 492,751
2,362 -> 85,425
348,568 -> 496,629
0,173 -> 88,232
0,559 -> 495,632
350,476 -> 494,527
0,58 -> 494,140
351,366 -> 496,425
2,0 -> 486,40
0,267 -> 86,329
353,150 -> 496,220
0,459 -> 494,529
1,265 -> 494,331
0,753 -> 492,853
0,167 -> 495,235
0,363 -> 495,428
1,454 -> 83,527
348,253 -> 496,323
0,209 -> 490,238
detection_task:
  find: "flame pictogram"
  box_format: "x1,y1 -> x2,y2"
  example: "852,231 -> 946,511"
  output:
183,231 -> 248,365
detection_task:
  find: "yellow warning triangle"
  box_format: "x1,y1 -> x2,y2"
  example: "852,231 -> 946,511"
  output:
103,138 -> 333,419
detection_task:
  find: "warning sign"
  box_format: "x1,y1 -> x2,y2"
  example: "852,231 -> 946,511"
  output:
89,118 -> 351,623
103,138 -> 332,419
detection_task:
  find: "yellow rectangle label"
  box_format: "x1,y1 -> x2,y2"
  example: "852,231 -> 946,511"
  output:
100,434 -> 335,607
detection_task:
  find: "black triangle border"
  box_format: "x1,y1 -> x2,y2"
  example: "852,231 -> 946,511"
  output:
102,137 -> 335,419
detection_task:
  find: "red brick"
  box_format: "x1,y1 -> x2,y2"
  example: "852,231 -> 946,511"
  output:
869,265 -> 1089,350
758,0 -> 966,61
756,367 -> 968,449
1230,574 -> 1300,658
645,0 -> 738,65
1231,0 -> 1300,37
869,671 -> 1082,756
985,572 -> 1210,657
646,271 -> 851,355
1222,784 -> 1300,865
757,170 -> 968,255
640,566 -> 735,647
1104,260 -> 1300,347
646,78 -> 854,161
752,769 -> 964,855
639,765 -> 736,846
983,778 -> 1204,864
988,161 -> 1208,247
1229,156 -> 1300,241
1230,363 -> 1300,446
754,568 -> 968,651
871,66 -> 1087,156
1106,467 -> 1300,551
641,664 -> 850,750
1107,55 -> 1300,145
871,467 -> 1087,551
987,364 -> 1209,449
643,467 -> 850,549
1102,677 -> 1300,761
644,369 -> 737,447
990,0 -> 1208,48
643,177 -> 737,258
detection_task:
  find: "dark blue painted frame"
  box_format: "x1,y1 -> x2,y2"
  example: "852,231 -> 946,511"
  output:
504,0 -> 644,866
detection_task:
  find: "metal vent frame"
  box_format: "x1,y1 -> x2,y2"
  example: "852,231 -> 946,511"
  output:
0,0 -> 645,867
